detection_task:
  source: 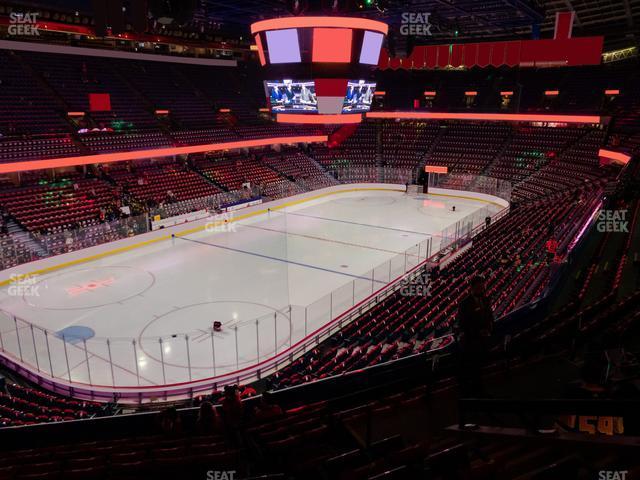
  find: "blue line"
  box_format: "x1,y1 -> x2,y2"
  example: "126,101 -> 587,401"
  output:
176,236 -> 388,284
272,209 -> 436,237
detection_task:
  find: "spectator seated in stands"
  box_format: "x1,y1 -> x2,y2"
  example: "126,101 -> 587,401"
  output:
221,385 -> 244,444
253,392 -> 284,422
456,275 -> 494,398
196,401 -> 220,435
159,406 -> 183,436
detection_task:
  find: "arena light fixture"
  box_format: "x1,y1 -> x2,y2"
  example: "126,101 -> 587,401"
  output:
276,113 -> 362,124
598,148 -> 631,164
425,166 -> 449,174
0,136 -> 329,174
365,112 -> 601,124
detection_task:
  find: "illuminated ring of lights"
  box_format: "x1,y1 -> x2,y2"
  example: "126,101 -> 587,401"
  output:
366,112 -> 602,124
251,16 -> 389,35
276,113 -> 362,124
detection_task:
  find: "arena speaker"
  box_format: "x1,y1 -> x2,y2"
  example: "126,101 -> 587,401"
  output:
131,0 -> 148,33
91,0 -> 126,36
148,0 -> 198,25
108,0 -> 125,35
91,0 -> 108,37
288,0 -> 355,14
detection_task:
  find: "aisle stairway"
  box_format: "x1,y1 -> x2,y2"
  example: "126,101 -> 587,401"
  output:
5,219 -> 46,258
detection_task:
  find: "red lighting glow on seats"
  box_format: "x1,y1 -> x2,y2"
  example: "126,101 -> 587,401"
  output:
0,136 -> 329,173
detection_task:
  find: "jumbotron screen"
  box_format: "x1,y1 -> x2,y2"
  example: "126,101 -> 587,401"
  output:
265,79 -> 376,114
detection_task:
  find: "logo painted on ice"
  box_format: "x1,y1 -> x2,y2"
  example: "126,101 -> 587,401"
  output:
205,211 -> 237,233
597,209 -> 629,233
8,12 -> 40,36
8,274 -> 40,297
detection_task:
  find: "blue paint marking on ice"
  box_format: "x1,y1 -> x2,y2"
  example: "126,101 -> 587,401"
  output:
56,326 -> 96,344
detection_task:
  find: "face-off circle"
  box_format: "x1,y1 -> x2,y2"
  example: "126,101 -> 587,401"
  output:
23,266 -> 156,310
138,300 -> 291,370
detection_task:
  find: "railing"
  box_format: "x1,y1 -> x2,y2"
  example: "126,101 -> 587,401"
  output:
148,191 -> 242,219
327,166 -> 415,185
32,214 -> 150,259
428,173 -> 513,203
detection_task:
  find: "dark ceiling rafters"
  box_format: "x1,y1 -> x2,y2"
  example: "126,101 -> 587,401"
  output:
4,0 -> 639,48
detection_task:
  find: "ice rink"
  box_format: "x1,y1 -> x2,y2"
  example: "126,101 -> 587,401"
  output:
0,187 -> 503,393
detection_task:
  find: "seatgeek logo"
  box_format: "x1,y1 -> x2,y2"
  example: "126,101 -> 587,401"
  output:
8,274 -> 40,297
8,12 -> 40,36
400,12 -> 433,36
206,471 -> 236,480
205,211 -> 237,233
400,271 -> 432,297
598,471 -> 628,480
597,209 -> 629,233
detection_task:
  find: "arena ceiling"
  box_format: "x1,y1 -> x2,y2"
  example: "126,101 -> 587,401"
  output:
201,0 -> 637,49
9,0 -> 640,49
